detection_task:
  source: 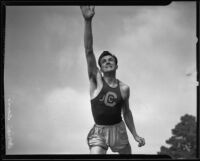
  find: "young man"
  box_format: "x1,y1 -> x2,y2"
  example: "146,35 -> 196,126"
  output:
80,6 -> 145,154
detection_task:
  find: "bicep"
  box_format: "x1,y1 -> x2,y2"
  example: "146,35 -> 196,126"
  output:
122,87 -> 131,116
122,99 -> 131,116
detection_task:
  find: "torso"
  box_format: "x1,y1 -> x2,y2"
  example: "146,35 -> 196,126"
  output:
89,69 -> 129,125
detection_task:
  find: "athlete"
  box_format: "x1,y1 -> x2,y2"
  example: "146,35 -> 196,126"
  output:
80,6 -> 145,154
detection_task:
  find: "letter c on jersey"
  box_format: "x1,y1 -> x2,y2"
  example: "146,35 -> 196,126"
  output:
104,91 -> 117,107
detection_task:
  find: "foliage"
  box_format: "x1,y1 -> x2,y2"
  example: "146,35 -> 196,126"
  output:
157,114 -> 197,159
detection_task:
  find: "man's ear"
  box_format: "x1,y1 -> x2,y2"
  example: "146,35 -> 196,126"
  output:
115,65 -> 118,70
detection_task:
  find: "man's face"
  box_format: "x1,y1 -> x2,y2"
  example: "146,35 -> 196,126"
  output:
100,55 -> 118,73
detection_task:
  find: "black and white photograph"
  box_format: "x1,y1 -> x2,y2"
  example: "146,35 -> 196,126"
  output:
3,1 -> 198,159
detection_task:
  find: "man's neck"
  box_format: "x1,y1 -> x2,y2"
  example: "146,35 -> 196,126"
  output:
103,72 -> 117,86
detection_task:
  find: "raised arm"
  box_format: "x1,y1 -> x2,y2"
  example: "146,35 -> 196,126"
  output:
80,6 -> 98,80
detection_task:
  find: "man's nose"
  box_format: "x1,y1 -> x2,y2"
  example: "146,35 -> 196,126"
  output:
106,62 -> 111,65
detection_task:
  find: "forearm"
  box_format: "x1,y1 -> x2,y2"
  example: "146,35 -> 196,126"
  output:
84,20 -> 93,53
124,110 -> 138,138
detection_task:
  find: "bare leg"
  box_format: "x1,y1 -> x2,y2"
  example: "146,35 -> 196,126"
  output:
90,146 -> 107,154
118,144 -> 132,154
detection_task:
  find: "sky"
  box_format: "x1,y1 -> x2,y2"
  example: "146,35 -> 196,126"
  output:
4,2 -> 197,154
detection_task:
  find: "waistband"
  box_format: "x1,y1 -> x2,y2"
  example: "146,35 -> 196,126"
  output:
94,120 -> 123,128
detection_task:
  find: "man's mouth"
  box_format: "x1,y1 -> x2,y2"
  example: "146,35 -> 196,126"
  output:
105,65 -> 114,70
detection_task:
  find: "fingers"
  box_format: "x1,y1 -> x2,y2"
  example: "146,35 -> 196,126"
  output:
80,6 -> 84,12
80,6 -> 87,11
80,5 -> 95,12
138,138 -> 145,147
90,6 -> 95,12
80,6 -> 84,10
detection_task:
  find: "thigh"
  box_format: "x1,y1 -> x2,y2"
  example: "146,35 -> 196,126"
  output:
90,146 -> 107,154
87,125 -> 108,151
118,143 -> 132,154
110,121 -> 129,152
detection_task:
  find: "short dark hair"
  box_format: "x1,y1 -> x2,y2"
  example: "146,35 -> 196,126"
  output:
98,51 -> 118,67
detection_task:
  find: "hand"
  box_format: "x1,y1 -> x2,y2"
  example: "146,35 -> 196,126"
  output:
80,6 -> 95,20
134,135 -> 145,147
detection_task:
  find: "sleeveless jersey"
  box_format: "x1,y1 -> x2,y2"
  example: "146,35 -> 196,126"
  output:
91,78 -> 123,125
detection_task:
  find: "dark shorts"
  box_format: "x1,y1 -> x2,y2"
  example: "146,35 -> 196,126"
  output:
87,121 -> 130,152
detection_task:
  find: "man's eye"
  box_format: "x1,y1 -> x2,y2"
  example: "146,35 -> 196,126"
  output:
102,60 -> 106,64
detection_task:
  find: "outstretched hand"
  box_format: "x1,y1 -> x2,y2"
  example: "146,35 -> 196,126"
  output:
80,6 -> 95,20
134,135 -> 145,147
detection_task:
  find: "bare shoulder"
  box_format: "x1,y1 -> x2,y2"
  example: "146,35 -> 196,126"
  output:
96,68 -> 102,80
119,80 -> 130,92
119,80 -> 130,100
89,68 -> 103,99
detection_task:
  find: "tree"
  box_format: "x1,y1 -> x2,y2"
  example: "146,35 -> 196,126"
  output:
157,114 -> 197,159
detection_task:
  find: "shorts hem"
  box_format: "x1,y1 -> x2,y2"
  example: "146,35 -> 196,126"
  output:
89,145 -> 108,151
